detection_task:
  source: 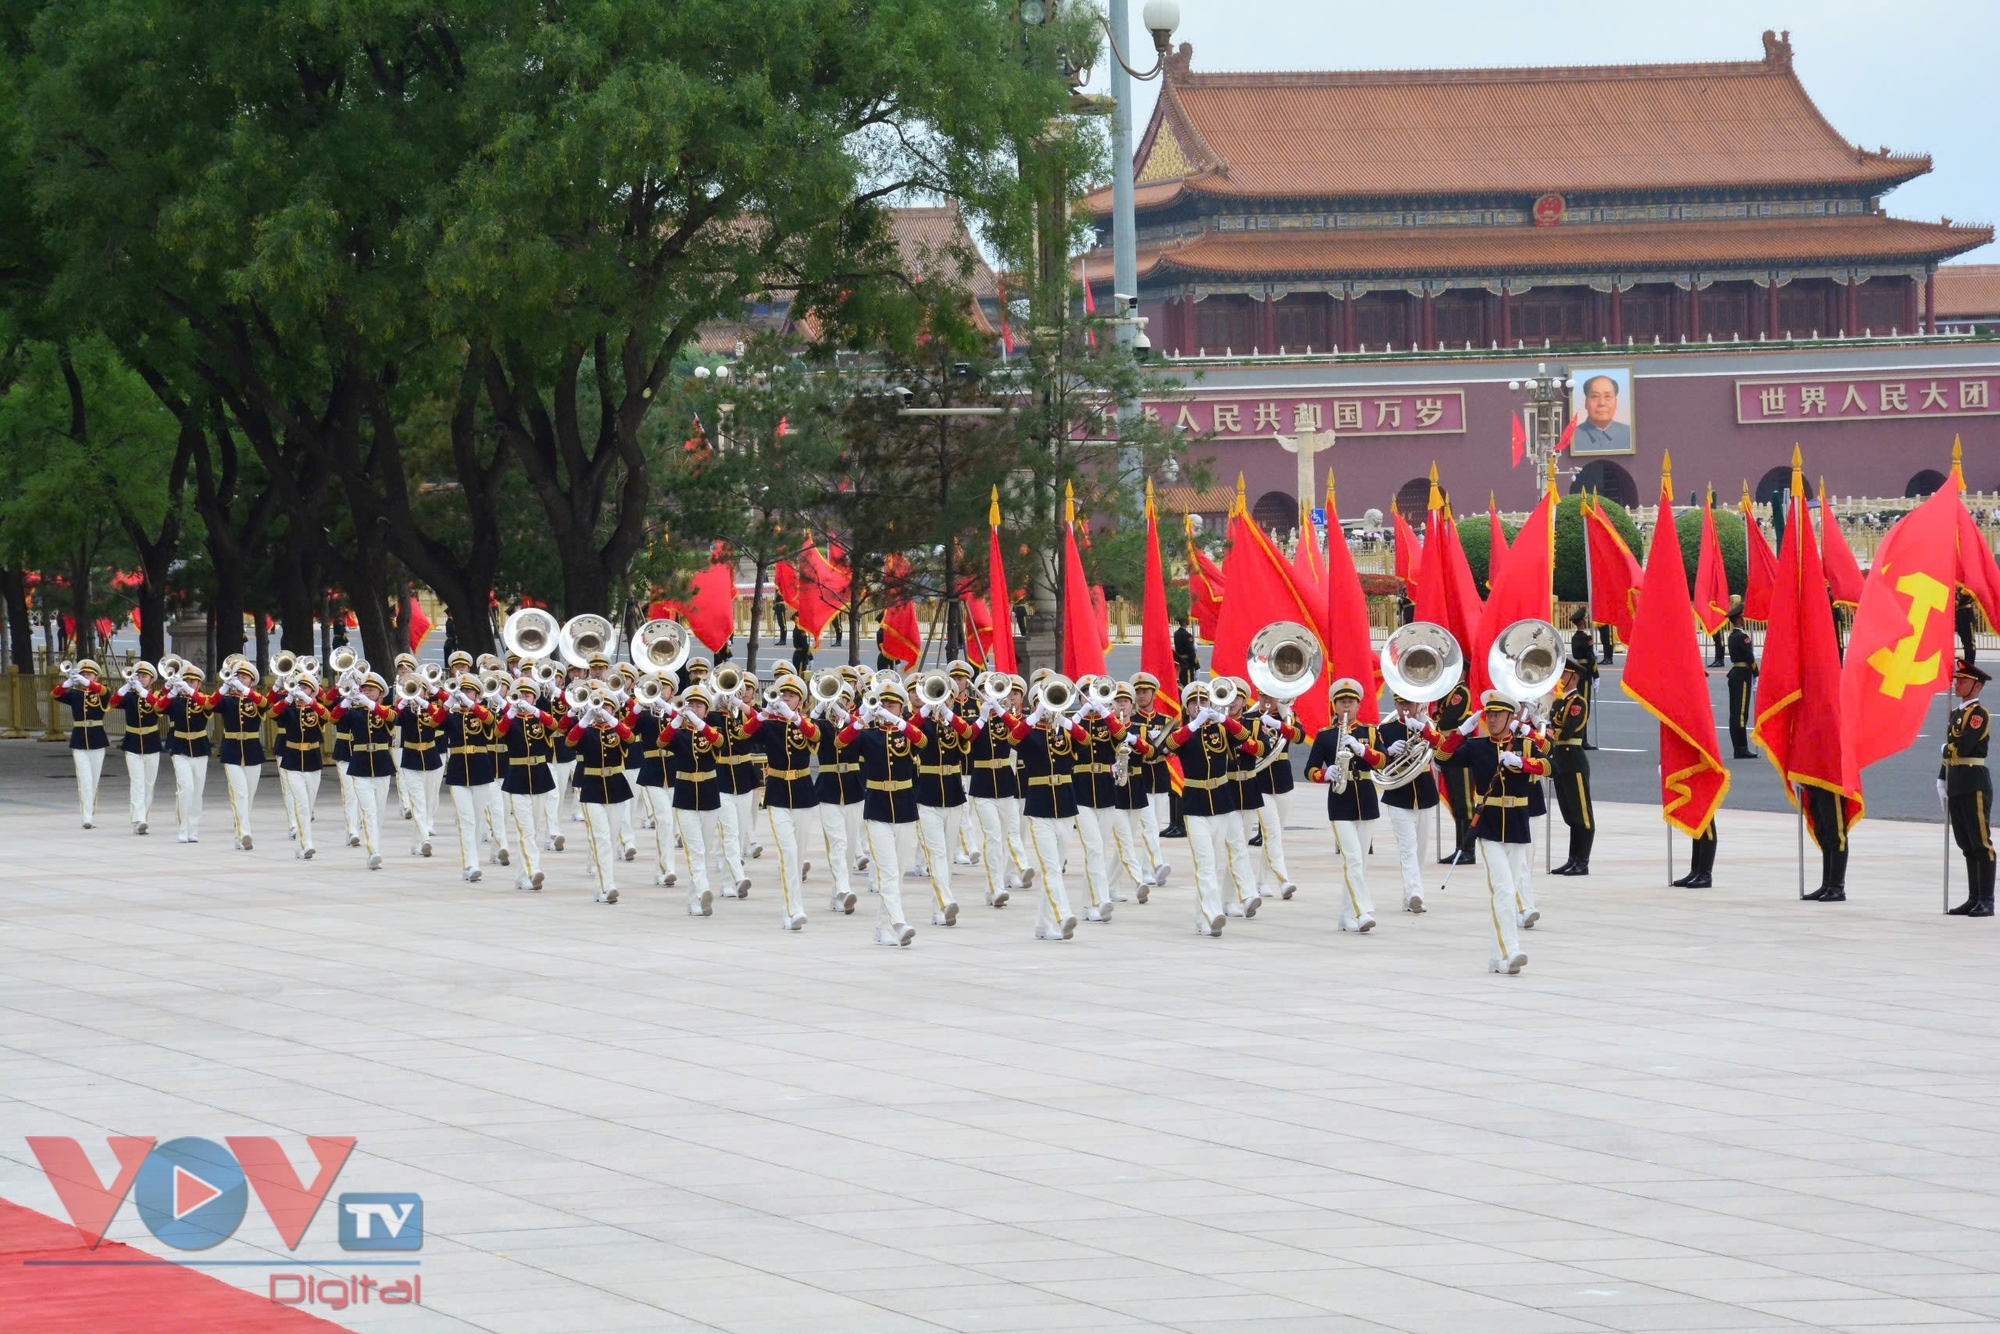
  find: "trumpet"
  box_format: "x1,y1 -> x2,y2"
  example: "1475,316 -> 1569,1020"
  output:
395,676 -> 428,705
711,663 -> 745,705
158,653 -> 187,681
1081,676 -> 1117,714
420,662 -> 445,689
634,674 -> 672,709
978,673 -> 1013,705
57,658 -> 77,678
563,680 -> 593,711
1207,676 -> 1239,712
1033,674 -> 1074,716
530,660 -> 560,688
503,607 -> 561,662
328,646 -> 359,677
479,671 -> 507,698
916,672 -> 954,711
808,673 -> 845,711
296,655 -> 320,678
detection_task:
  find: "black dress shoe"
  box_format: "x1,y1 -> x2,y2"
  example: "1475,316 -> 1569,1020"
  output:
1733,749 -> 1759,759
1247,831 -> 1262,847
1805,886 -> 1846,902
1671,871 -> 1697,887
1549,860 -> 1573,876
1581,742 -> 1599,751
1160,825 -> 1187,839
1448,849 -> 1478,866
1947,899 -> 1978,915
1567,864 -> 1589,877
1971,901 -> 1994,917
1681,873 -> 1711,888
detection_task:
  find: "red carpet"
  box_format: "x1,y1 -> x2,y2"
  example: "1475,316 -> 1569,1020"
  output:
0,1197 -> 351,1332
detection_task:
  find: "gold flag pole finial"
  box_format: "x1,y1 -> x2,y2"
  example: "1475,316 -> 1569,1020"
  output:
1545,453 -> 1558,501
1661,449 -> 1673,501
1144,476 -> 1155,522
1789,443 -> 1804,497
1427,461 -> 1442,512
1064,478 -> 1075,526
989,485 -> 1001,529
1324,467 -> 1336,520
1952,435 -> 1965,486
1234,473 -> 1247,518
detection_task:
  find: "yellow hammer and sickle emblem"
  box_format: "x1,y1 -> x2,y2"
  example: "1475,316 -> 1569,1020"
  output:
1867,571 -> 1950,699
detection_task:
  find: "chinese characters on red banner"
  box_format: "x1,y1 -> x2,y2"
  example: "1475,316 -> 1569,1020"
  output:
1736,374 -> 1996,424
1144,391 -> 1466,438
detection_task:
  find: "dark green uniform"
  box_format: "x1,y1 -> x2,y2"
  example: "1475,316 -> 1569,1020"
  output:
1727,625 -> 1757,757
1943,698 -> 1994,916
1550,688 -> 1593,873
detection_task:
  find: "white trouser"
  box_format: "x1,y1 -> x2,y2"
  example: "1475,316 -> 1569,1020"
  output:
914,805 -> 961,915
534,782 -> 558,848
1008,797 -> 1029,869
480,781 -> 509,855
555,759 -> 580,822
279,768 -> 321,852
352,774 -> 390,858
1181,814 -> 1232,928
1221,809 -> 1260,905
1023,817 -> 1077,937
448,784 -> 489,873
612,788 -> 637,853
73,747 -> 106,824
395,763 -> 415,817
1482,839 -> 1529,964
1331,820 -> 1377,921
846,803 -> 867,869
638,786 -> 678,881
1108,804 -> 1153,890
957,800 -> 983,861
581,804 -> 618,894
1144,791 -> 1169,868
1384,803 -> 1433,907
400,767 -> 436,849
713,791 -> 751,887
1514,831 -> 1538,915
864,820 -> 915,932
171,754 -> 208,839
673,805 -> 716,908
125,751 -> 159,826
222,762 -> 260,845
1070,805 -> 1114,909
336,765 -> 360,841
507,792 -> 544,881
971,797 -> 1019,901
766,806 -> 808,921
1256,791 -> 1291,887
815,802 -> 853,900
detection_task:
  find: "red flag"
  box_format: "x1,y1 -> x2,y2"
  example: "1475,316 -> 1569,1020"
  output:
687,561 -> 737,652
985,488 -> 1017,673
790,542 -> 845,643
1509,413 -> 1526,468
1585,497 -> 1644,644
1061,483 -> 1106,679
405,604 -> 433,652
1693,493 -> 1731,635
962,592 -> 993,664
1556,416 -> 1578,453
1755,449 -> 1862,825
1740,486 -> 1778,621
1288,502 -> 1328,618
1186,518 -> 1225,642
1413,480 -> 1485,689
880,554 -> 922,669
1470,479 -> 1554,699
1485,494 -> 1511,593
1322,476 -> 1379,723
773,560 -> 803,615
1840,475 -> 1962,777
1212,477 -> 1330,737
1623,456 -> 1731,835
1392,505 -> 1423,586
1818,482 -> 1865,608
1141,480 -> 1182,717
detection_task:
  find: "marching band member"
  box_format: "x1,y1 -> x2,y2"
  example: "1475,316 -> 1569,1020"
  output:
748,672 -> 818,930
630,682 -> 679,888
477,673 -> 515,867
321,669 -> 363,847
1006,685 -> 1084,941
1304,678 -> 1383,932
810,678 -> 860,914
52,660 -> 110,827
1376,692 -> 1440,912
1511,706 -> 1550,926
1726,598 -> 1758,758
1107,684 -> 1156,904
555,660 -> 587,828
966,676 -> 1023,908
1219,680 -> 1267,916
1548,660 -> 1594,876
391,651 -> 418,819
111,661 -> 164,833
837,680 -> 924,946
712,677 -> 759,897
269,673 -> 328,858
441,674 -> 500,882
214,659 -> 268,851
666,683 -> 723,915
565,687 -> 633,905
163,663 -> 215,843
1249,688 -> 1306,899
497,683 -> 555,891
1068,678 -> 1126,922
1943,660 -> 1994,917
606,663 -> 641,860
911,681 -> 973,927
334,671 -> 398,870
1435,692 -> 1548,974
1434,676 -> 1477,865
1159,681 -> 1259,935
946,662 -> 985,867
395,669 -> 444,857
1130,673 -> 1174,885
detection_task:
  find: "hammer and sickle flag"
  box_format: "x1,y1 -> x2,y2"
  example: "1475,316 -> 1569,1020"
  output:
1839,473 -> 1963,776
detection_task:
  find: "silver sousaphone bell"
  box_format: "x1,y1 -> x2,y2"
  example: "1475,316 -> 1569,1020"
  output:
1487,618 -> 1564,713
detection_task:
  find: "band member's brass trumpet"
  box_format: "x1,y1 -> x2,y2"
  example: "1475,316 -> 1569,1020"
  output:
395,676 -> 428,704
808,673 -> 845,708
272,650 -> 298,679
978,672 -> 1012,704
1206,676 -> 1239,711
711,663 -> 745,704
916,672 -> 954,710
1033,675 -> 1074,715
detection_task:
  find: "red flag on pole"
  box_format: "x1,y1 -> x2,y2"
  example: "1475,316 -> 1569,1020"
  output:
985,487 -> 1017,674
1622,454 -> 1731,835
686,561 -> 737,652
1584,497 -> 1644,644
880,554 -> 922,669
1470,470 -> 1554,700
1693,492 -> 1732,636
1740,483 -> 1778,621
1509,413 -> 1526,468
1186,517 -> 1225,642
1061,482 -> 1106,679
1411,465 -> 1480,657
1485,493 -> 1511,593
1556,416 -> 1578,454
1322,474 -> 1380,723
1141,480 -> 1182,717
1818,480 -> 1866,608
1392,504 -> 1423,586
1212,476 -> 1330,737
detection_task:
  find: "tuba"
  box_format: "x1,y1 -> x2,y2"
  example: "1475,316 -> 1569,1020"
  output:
1375,621 -> 1465,789
503,608 -> 562,662
556,613 -> 616,669
1487,619 -> 1564,714
1245,621 -> 1323,705
629,618 -> 692,676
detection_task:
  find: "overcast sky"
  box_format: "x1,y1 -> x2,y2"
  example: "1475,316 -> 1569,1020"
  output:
1087,0 -> 1996,262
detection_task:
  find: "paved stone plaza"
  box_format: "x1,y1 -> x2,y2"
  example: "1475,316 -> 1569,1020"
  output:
2,740 -> 1997,1333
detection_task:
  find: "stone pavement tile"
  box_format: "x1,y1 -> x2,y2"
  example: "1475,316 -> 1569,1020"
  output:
1744,1297 -> 1993,1324
1544,1304 -> 1806,1331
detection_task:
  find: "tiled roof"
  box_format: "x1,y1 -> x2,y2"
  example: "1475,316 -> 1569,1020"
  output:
1096,32 -> 1928,209
889,205 -> 999,300
1935,264 -> 2000,318
1081,215 -> 1990,282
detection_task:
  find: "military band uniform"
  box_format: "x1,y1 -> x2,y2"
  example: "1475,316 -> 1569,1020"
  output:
1375,708 -> 1440,912
1250,711 -> 1306,897
838,712 -> 930,945
712,709 -> 760,895
338,700 -> 399,868
912,710 -> 975,926
749,706 -> 820,928
1434,681 -> 1477,863
666,709 -> 726,915
630,709 -> 679,888
396,696 -> 445,856
1109,719 -> 1156,903
1132,703 -> 1174,879
1436,717 -> 1549,973
1008,715 -> 1087,940
1303,721 -> 1383,931
270,692 -> 328,857
1727,622 -> 1758,757
1069,710 -> 1128,921
567,716 -> 635,904
1160,710 -> 1259,934
214,686 -> 269,851
966,707 -> 1024,907
812,715 -> 862,913
1549,687 -> 1594,875
1942,681 -> 1994,917
112,679 -> 166,832
322,684 -> 363,846
442,706 -> 501,881
53,673 -> 111,827
164,686 -> 216,843
498,706 -> 557,891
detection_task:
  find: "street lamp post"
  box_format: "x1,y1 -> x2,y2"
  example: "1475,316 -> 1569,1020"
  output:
1508,363 -> 1574,502
1102,1 -> 1181,358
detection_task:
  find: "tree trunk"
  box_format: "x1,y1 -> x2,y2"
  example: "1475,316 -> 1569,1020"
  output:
270,536 -> 318,655
68,544 -> 94,660
746,545 -> 770,674
847,564 -> 866,667
1,569 -> 31,672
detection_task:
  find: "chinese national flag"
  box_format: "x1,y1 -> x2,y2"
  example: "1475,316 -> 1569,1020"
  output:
1061,483 -> 1106,680
1323,476 -> 1380,722
1839,474 -> 1961,776
1740,485 -> 1779,621
1509,413 -> 1526,468
1392,505 -> 1423,585
1819,481 -> 1866,608
1212,477 -> 1330,736
1755,450 -> 1862,824
1141,481 -> 1182,717
1584,497 -> 1644,644
1485,493 -> 1511,593
1186,518 -> 1226,642
1623,458 -> 1730,836
1556,416 -> 1578,453
1693,493 -> 1731,635
985,488 -> 1017,674
1470,476 -> 1554,700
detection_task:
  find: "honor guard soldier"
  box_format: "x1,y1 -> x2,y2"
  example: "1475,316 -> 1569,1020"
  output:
334,672 -> 398,869
1303,678 -> 1384,932
747,672 -> 819,930
1674,816 -> 1717,889
439,675 -> 501,881
497,684 -> 556,892
1801,787 -> 1852,902
1436,692 -> 1551,974
53,660 -> 110,827
665,685 -> 725,915
1568,608 -> 1599,750
110,662 -> 164,833
565,689 -> 634,904
810,678 -> 862,914
1943,660 -> 1994,917
1434,676 -> 1477,864
163,664 -> 216,843
1068,679 -> 1127,922
965,677 -> 1024,908
1159,682 -> 1261,935
269,674 -> 328,858
1376,693 -> 1440,912
1005,686 -> 1088,941
1548,660 -> 1594,876
395,671 -> 444,857
1726,599 -> 1758,758
837,681 -> 926,946
1130,673 -> 1174,884
911,683 -> 974,927
214,659 -> 269,851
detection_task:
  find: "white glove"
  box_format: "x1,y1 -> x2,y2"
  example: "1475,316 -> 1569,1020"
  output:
1387,739 -> 1408,758
1499,750 -> 1524,770
935,707 -> 956,729
1458,716 -> 1480,736
1938,778 -> 1950,811
856,702 -> 876,725
1341,735 -> 1366,756
1026,705 -> 1047,727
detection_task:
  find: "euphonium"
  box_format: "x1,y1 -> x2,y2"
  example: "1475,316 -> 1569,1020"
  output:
1245,620 -> 1322,704
629,618 -> 692,675
503,607 -> 562,662
556,613 -> 616,669
1375,621 -> 1465,790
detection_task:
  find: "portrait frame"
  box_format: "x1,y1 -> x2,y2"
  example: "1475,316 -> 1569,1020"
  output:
1567,366 -> 1636,457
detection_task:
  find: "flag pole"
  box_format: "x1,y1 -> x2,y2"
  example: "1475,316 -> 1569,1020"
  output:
1798,798 -> 1806,900
1944,813 -> 1951,915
